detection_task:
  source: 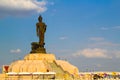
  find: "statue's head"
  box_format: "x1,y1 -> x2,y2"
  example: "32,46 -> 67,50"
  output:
38,15 -> 42,22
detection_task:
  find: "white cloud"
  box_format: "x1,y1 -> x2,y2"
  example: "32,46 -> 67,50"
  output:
91,42 -> 120,47
114,51 -> 120,58
59,36 -> 68,40
88,37 -> 120,47
89,37 -> 104,41
96,64 -> 102,67
113,26 -> 120,29
73,48 -> 111,58
0,0 -> 47,17
10,49 -> 21,53
100,26 -> 120,31
100,27 -> 108,30
49,2 -> 54,5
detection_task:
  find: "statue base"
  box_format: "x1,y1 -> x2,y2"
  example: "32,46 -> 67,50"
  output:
30,42 -> 46,53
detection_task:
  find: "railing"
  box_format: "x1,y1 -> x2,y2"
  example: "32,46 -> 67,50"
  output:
0,78 -> 64,80
0,77 -> 120,80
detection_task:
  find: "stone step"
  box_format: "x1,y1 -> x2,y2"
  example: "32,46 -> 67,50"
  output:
49,62 -> 64,73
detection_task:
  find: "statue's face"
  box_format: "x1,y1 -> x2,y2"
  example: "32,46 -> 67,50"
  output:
38,16 -> 42,22
38,18 -> 42,22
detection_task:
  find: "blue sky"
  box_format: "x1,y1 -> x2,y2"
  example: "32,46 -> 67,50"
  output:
0,0 -> 120,72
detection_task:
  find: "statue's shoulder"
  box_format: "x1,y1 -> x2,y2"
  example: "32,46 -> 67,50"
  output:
42,22 -> 46,25
36,22 -> 39,25
42,22 -> 47,26
36,22 -> 41,26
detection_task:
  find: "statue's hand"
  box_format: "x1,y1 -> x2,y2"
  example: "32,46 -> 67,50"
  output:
37,32 -> 39,37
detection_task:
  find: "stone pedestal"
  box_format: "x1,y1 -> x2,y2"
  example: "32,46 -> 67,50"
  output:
8,54 -> 79,77
0,53 -> 80,79
30,42 -> 46,53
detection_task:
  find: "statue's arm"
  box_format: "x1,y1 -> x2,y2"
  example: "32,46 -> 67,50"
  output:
43,23 -> 47,32
45,24 -> 47,32
36,23 -> 39,37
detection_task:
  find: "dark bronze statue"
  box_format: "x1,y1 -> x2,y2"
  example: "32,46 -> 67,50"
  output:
36,15 -> 47,47
30,15 -> 47,53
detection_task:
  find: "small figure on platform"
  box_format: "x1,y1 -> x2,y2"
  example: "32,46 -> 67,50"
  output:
36,15 -> 47,47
